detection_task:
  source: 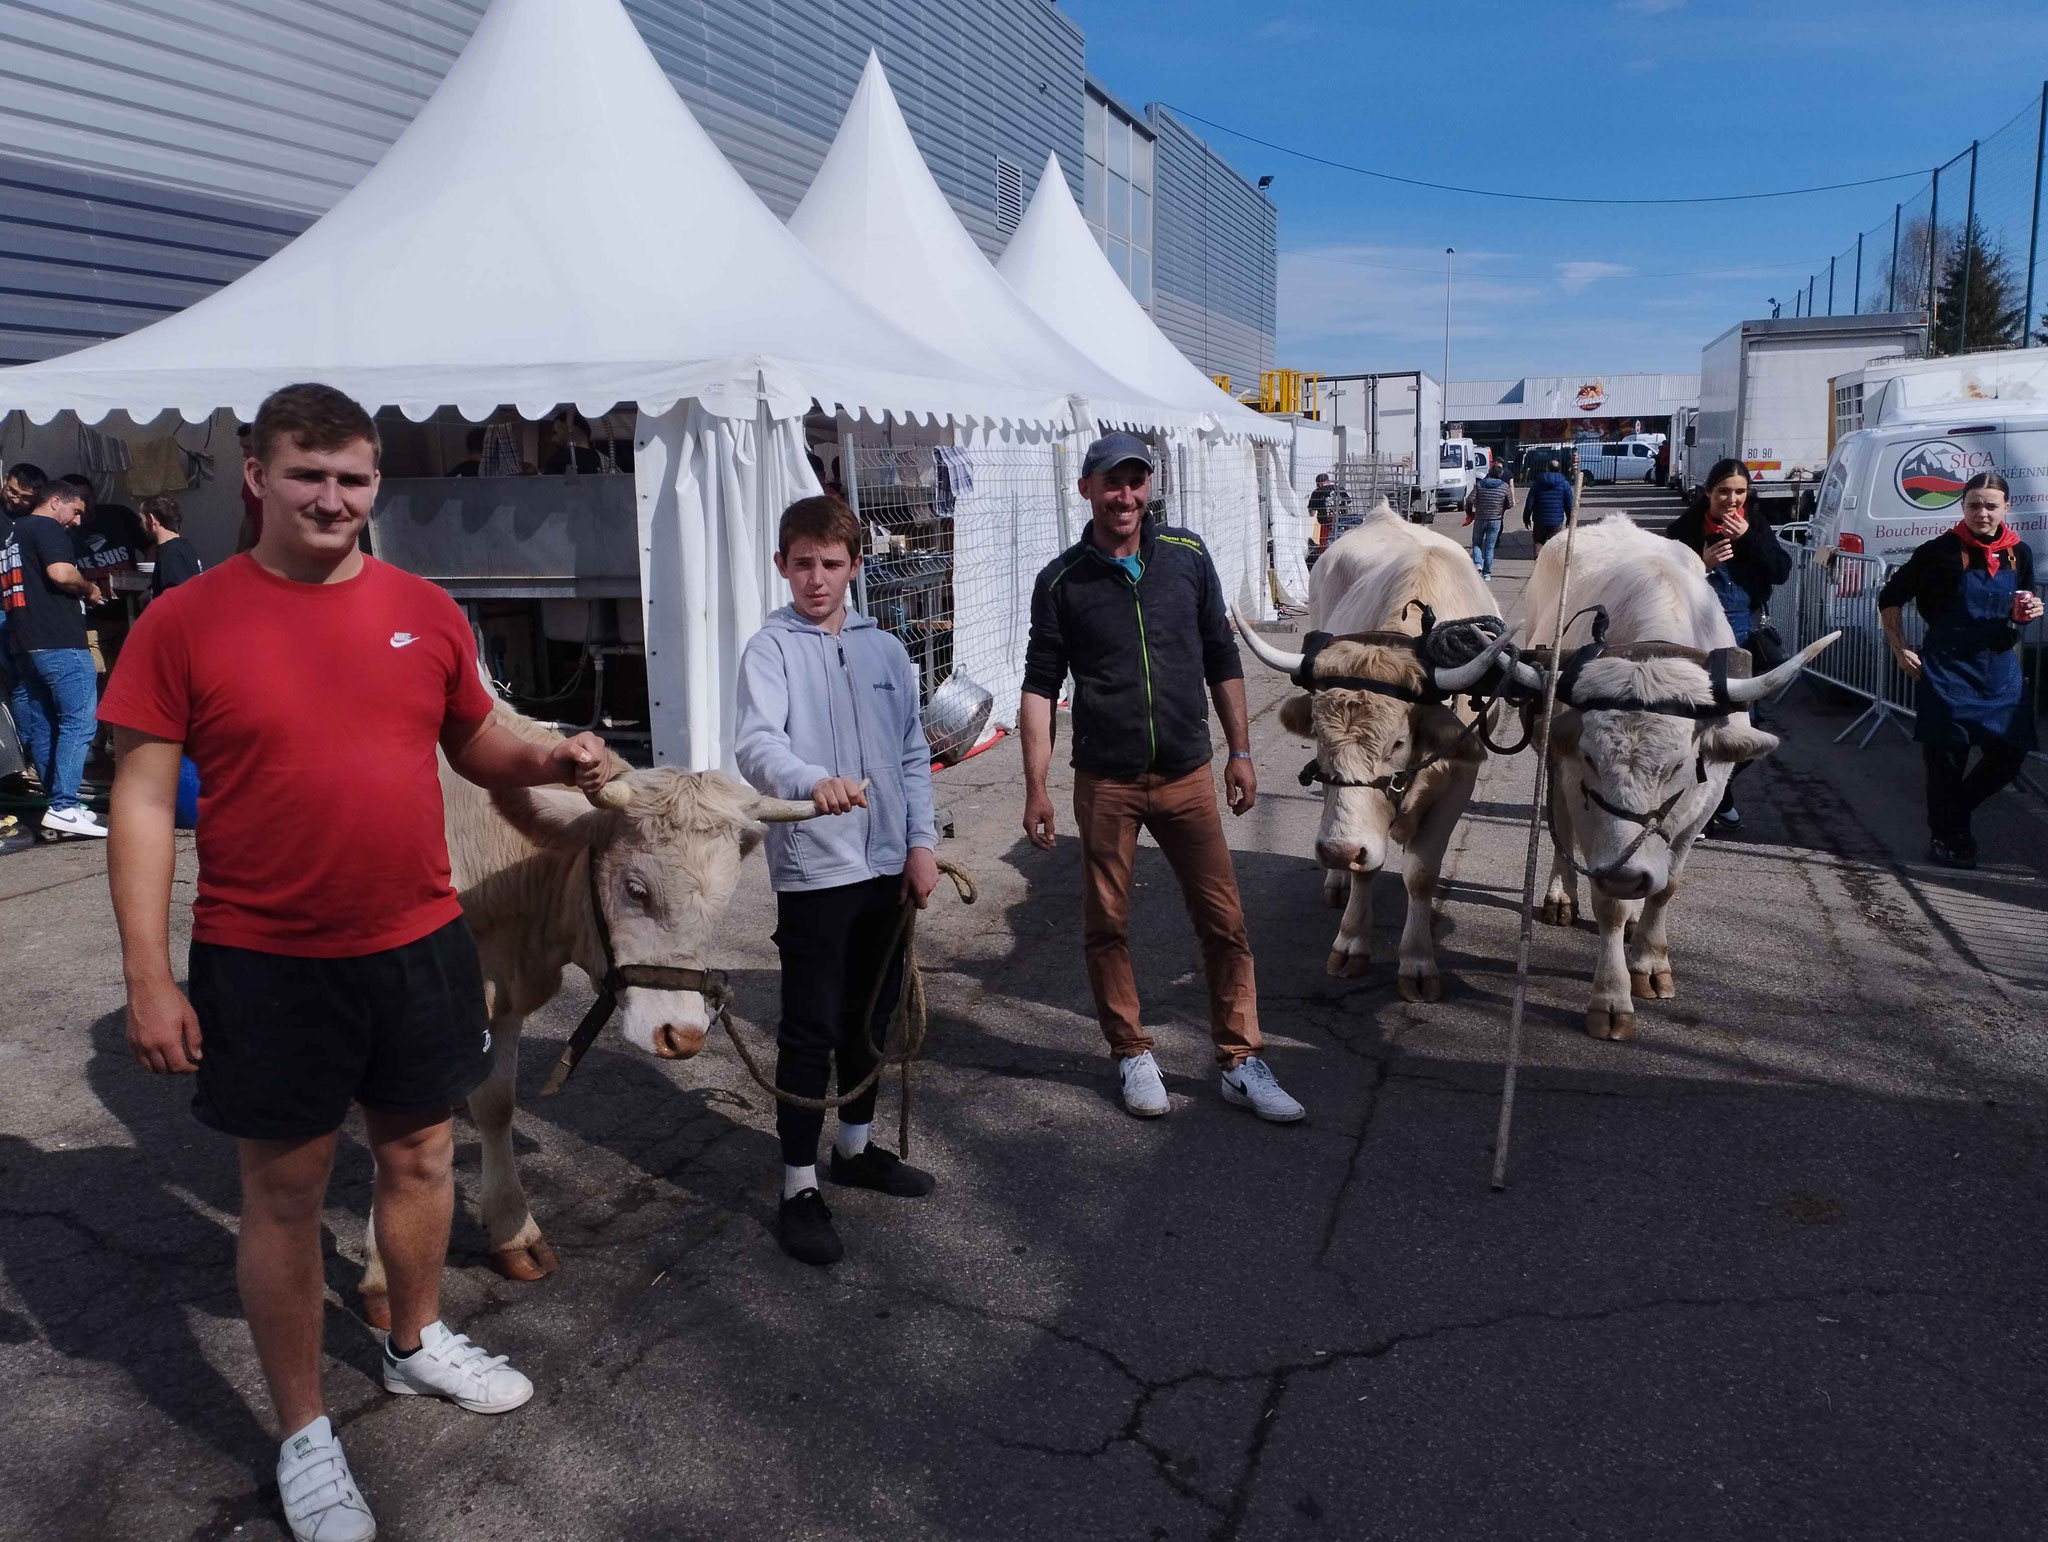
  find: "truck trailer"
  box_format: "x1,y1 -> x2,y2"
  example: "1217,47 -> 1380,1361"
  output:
1691,312 -> 1927,519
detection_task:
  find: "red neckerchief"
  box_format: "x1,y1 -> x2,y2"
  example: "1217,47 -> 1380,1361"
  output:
1953,519 -> 2021,575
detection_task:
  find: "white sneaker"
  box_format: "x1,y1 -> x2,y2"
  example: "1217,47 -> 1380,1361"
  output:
381,1320 -> 533,1414
40,807 -> 108,839
1220,1056 -> 1305,1122
1117,1051 -> 1170,1117
277,1417 -> 376,1542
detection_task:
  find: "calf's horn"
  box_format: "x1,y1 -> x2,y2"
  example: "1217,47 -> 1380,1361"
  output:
1721,631 -> 1841,704
748,778 -> 866,823
589,780 -> 635,811
1505,657 -> 1548,694
1230,608 -> 1304,676
1427,628 -> 1517,694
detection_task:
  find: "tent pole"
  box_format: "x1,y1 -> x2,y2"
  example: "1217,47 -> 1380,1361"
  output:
841,430 -> 866,616
1052,442 -> 1073,548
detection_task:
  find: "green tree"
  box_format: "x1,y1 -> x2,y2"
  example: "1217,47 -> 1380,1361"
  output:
1932,217 -> 2023,355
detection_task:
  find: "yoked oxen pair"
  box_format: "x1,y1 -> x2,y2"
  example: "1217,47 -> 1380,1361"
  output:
1517,515 -> 1835,1039
1236,501 -> 1518,997
357,702 -> 826,1328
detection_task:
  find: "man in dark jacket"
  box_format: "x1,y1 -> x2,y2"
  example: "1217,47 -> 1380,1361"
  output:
1522,466 -> 1575,547
1019,433 -> 1303,1124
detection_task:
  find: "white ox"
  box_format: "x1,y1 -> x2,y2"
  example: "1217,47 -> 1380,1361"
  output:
357,704 -> 822,1326
1236,501 -> 1514,998
1520,515 -> 1832,1039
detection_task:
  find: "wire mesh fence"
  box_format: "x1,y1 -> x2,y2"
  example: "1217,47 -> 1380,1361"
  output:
844,440 -> 1071,724
1802,85 -> 2046,359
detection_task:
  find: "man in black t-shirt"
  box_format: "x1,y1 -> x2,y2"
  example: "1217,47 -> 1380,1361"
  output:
0,463 -> 47,696
2,482 -> 107,837
139,496 -> 204,596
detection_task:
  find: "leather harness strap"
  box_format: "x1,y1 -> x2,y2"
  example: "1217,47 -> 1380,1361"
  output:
540,853 -> 724,1096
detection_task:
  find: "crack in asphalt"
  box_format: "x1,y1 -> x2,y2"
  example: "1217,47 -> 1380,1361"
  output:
887,1274 -> 2025,1542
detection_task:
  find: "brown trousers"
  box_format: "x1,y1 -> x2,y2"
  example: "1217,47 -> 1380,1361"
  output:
1073,767 -> 1261,1067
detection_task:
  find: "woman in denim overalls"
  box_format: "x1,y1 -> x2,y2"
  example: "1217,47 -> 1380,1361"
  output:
1879,472 -> 2042,869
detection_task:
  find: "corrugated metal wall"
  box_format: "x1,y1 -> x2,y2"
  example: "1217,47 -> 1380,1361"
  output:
1146,106 -> 1275,388
0,1 -> 1266,378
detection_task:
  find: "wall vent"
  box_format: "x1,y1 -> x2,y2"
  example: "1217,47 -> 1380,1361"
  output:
994,155 -> 1025,232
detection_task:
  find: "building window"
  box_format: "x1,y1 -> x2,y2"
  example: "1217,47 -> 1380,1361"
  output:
1084,87 -> 1154,312
994,155 -> 1024,233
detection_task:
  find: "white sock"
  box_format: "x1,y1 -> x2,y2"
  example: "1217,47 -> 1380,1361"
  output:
783,1163 -> 818,1200
835,1122 -> 871,1159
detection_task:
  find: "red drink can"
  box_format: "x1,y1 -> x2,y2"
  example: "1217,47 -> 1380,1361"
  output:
2015,591 -> 2035,623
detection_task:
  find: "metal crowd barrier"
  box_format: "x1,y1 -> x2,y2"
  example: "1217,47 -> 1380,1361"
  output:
1773,531 -> 2048,754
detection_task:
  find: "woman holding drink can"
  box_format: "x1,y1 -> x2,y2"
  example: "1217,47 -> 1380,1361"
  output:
1879,471 -> 2041,869
1666,458 -> 1791,830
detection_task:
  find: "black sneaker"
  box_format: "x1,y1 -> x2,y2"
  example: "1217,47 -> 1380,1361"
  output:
830,1144 -> 936,1198
1713,804 -> 1742,829
1928,837 -> 1977,870
777,1189 -> 844,1266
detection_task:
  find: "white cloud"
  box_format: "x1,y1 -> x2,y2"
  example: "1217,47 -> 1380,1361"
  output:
1556,260 -> 1634,293
1277,244 -> 1539,365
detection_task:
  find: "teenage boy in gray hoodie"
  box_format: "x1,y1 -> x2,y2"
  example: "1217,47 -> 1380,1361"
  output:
736,494 -> 941,1266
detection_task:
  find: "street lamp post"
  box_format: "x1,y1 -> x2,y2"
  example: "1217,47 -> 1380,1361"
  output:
1442,247 -> 1454,442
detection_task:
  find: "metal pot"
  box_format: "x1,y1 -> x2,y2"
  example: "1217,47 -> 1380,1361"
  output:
924,671 -> 994,767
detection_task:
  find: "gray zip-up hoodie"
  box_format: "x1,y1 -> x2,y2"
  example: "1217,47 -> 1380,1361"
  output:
734,605 -> 938,893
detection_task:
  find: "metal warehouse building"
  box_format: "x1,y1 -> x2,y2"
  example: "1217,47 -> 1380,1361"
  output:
0,0 -> 1276,387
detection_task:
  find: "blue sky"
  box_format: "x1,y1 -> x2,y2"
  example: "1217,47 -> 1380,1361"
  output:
1064,0 -> 2048,381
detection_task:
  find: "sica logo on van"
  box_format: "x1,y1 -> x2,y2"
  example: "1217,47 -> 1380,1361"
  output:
1894,439 -> 1990,511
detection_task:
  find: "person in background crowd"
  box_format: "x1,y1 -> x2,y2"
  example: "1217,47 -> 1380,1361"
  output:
1878,471 -> 2041,870
139,496 -> 203,597
735,494 -> 940,1268
104,382 -> 609,1542
1019,433 -> 1304,1125
0,462 -> 47,698
1307,471 -> 1348,554
1665,458 -> 1791,831
1465,463 -> 1513,579
1,462 -> 44,529
235,423 -> 264,552
544,411 -> 614,475
1522,458 -> 1575,549
1,481 -> 107,838
447,428 -> 486,477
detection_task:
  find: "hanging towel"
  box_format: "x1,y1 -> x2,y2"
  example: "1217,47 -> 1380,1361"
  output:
932,447 -> 975,515
480,423 -> 521,476
76,424 -> 132,503
123,436 -> 191,498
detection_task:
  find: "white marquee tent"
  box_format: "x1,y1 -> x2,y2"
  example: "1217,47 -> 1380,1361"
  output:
997,157 -> 1314,608
0,0 -> 1090,768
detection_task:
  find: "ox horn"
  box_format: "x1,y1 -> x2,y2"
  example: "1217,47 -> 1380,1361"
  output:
1505,657 -> 1549,695
1230,608 -> 1304,676
748,777 -> 867,823
1427,628 -> 1518,695
1721,631 -> 1842,704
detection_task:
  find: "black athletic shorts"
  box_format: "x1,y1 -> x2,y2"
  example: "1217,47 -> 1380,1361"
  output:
188,917 -> 494,1140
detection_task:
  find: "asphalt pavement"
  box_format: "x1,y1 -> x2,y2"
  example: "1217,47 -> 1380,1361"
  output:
4,487 -> 2047,1540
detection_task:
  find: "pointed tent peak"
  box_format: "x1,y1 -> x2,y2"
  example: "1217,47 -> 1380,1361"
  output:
0,0 -> 1062,430
790,42 -> 1176,429
998,157 -> 1284,441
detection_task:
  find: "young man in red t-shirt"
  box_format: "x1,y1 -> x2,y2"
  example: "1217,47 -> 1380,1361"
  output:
101,383 -> 611,1542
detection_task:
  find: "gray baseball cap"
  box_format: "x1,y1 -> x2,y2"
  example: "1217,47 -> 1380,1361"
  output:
1080,432 -> 1155,480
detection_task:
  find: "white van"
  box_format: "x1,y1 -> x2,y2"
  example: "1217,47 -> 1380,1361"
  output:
1810,406 -> 2048,567
1435,436 -> 1480,512
1573,438 -> 1658,485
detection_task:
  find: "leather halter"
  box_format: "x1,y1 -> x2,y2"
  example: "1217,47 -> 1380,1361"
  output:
1537,607 -> 1743,881
539,850 -> 726,1096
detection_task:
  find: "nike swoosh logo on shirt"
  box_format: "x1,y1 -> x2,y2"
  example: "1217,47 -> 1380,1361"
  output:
390,632 -> 420,648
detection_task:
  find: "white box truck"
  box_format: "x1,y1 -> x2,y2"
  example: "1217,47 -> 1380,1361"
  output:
1692,312 -> 1927,519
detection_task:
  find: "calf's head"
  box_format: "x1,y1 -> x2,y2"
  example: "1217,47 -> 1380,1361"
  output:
580,771 -> 821,1058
